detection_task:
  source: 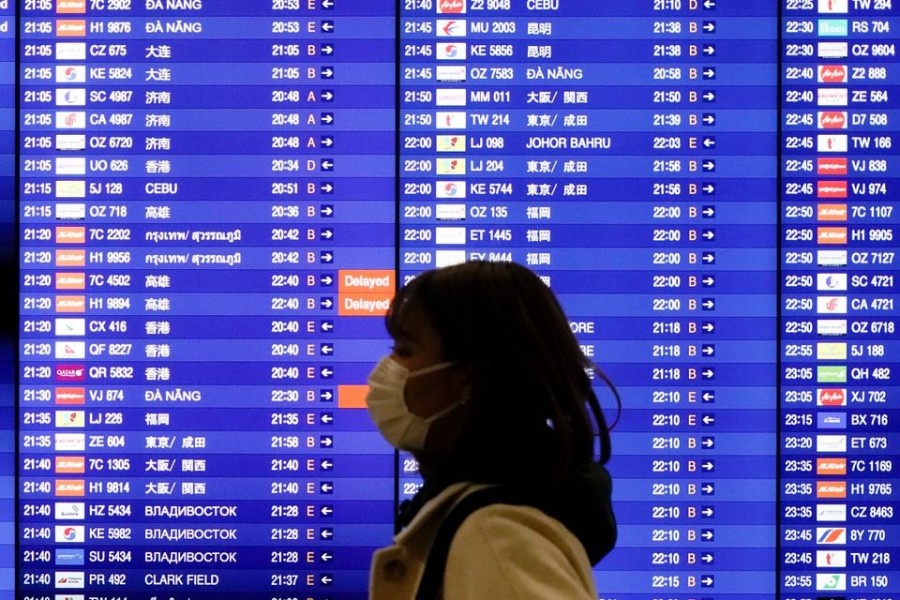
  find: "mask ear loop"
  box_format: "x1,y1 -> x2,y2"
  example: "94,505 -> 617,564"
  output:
407,360 -> 459,379
588,363 -> 621,431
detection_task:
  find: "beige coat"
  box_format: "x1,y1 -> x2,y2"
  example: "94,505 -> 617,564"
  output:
370,482 -> 597,599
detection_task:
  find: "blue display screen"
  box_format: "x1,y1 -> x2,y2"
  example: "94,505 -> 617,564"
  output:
13,1 -> 899,599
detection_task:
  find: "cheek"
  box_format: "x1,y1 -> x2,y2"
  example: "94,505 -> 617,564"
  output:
404,373 -> 461,418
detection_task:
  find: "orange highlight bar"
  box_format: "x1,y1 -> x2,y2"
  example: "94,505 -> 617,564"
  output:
338,384 -> 369,409
338,269 -> 395,316
817,227 -> 847,245
817,204 -> 847,222
57,0 -> 87,13
56,20 -> 86,36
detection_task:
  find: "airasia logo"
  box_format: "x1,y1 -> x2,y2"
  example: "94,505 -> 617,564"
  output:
438,0 -> 465,13
819,111 -> 846,129
818,388 -> 845,406
819,65 -> 846,83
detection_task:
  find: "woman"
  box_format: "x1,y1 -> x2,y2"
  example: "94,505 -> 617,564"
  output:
367,261 -> 618,599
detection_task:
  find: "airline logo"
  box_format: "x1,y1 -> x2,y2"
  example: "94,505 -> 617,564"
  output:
816,503 -> 847,522
55,156 -> 86,178
819,0 -> 848,13
56,134 -> 86,151
817,134 -> 848,152
55,341 -> 86,360
55,409 -> 86,428
816,573 -> 846,591
55,501 -> 85,520
817,157 -> 847,175
55,387 -> 85,405
55,365 -> 85,382
816,180 -> 847,198
436,158 -> 466,175
818,65 -> 847,83
57,0 -> 87,13
817,481 -> 847,498
817,388 -> 846,407
56,295 -> 86,313
55,549 -> 85,566
55,433 -> 85,451
817,319 -> 847,336
436,181 -> 466,199
436,65 -> 466,82
816,527 -> 847,544
818,41 -> 848,58
817,204 -> 847,222
54,479 -> 85,497
818,19 -> 848,36
56,225 -> 86,243
435,227 -> 467,245
436,43 -> 467,60
55,456 -> 86,474
817,226 -> 847,244
56,318 -> 86,336
817,296 -> 847,314
435,249 -> 467,268
56,249 -> 86,267
56,20 -> 87,36
817,457 -> 847,475
56,203 -> 86,220
817,250 -> 847,267
437,0 -> 465,13
56,596 -> 85,600
55,571 -> 85,588
436,135 -> 466,152
817,273 -> 847,291
56,180 -> 86,198
55,525 -> 85,543
817,89 -> 848,107
436,19 -> 467,37
818,111 -> 847,130
817,550 -> 847,568
56,273 -> 86,290
817,342 -> 847,360
56,42 -> 87,60
436,204 -> 466,220
816,435 -> 847,453
435,88 -> 467,106
817,365 -> 847,383
436,111 -> 467,129
817,413 -> 846,430
56,111 -> 86,129
55,65 -> 86,83
56,89 -> 86,107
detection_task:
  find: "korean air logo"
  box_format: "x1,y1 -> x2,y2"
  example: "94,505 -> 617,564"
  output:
55,525 -> 84,542
436,181 -> 465,199
437,43 -> 467,60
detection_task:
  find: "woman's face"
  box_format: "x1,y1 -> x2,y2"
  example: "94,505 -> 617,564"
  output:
390,307 -> 472,453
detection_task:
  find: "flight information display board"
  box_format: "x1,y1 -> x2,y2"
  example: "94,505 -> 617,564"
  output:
14,1 -> 899,599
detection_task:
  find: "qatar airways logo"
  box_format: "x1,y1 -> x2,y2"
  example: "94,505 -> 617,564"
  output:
56,365 -> 85,381
437,0 -> 465,13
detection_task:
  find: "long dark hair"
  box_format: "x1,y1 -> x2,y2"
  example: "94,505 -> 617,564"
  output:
386,261 -> 619,488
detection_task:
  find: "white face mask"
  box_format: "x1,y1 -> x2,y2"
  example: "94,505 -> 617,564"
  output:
365,355 -> 467,451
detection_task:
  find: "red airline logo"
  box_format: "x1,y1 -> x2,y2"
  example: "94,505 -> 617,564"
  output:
817,157 -> 848,176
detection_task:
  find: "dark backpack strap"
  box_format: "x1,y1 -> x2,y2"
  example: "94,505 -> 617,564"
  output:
416,487 -> 536,600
